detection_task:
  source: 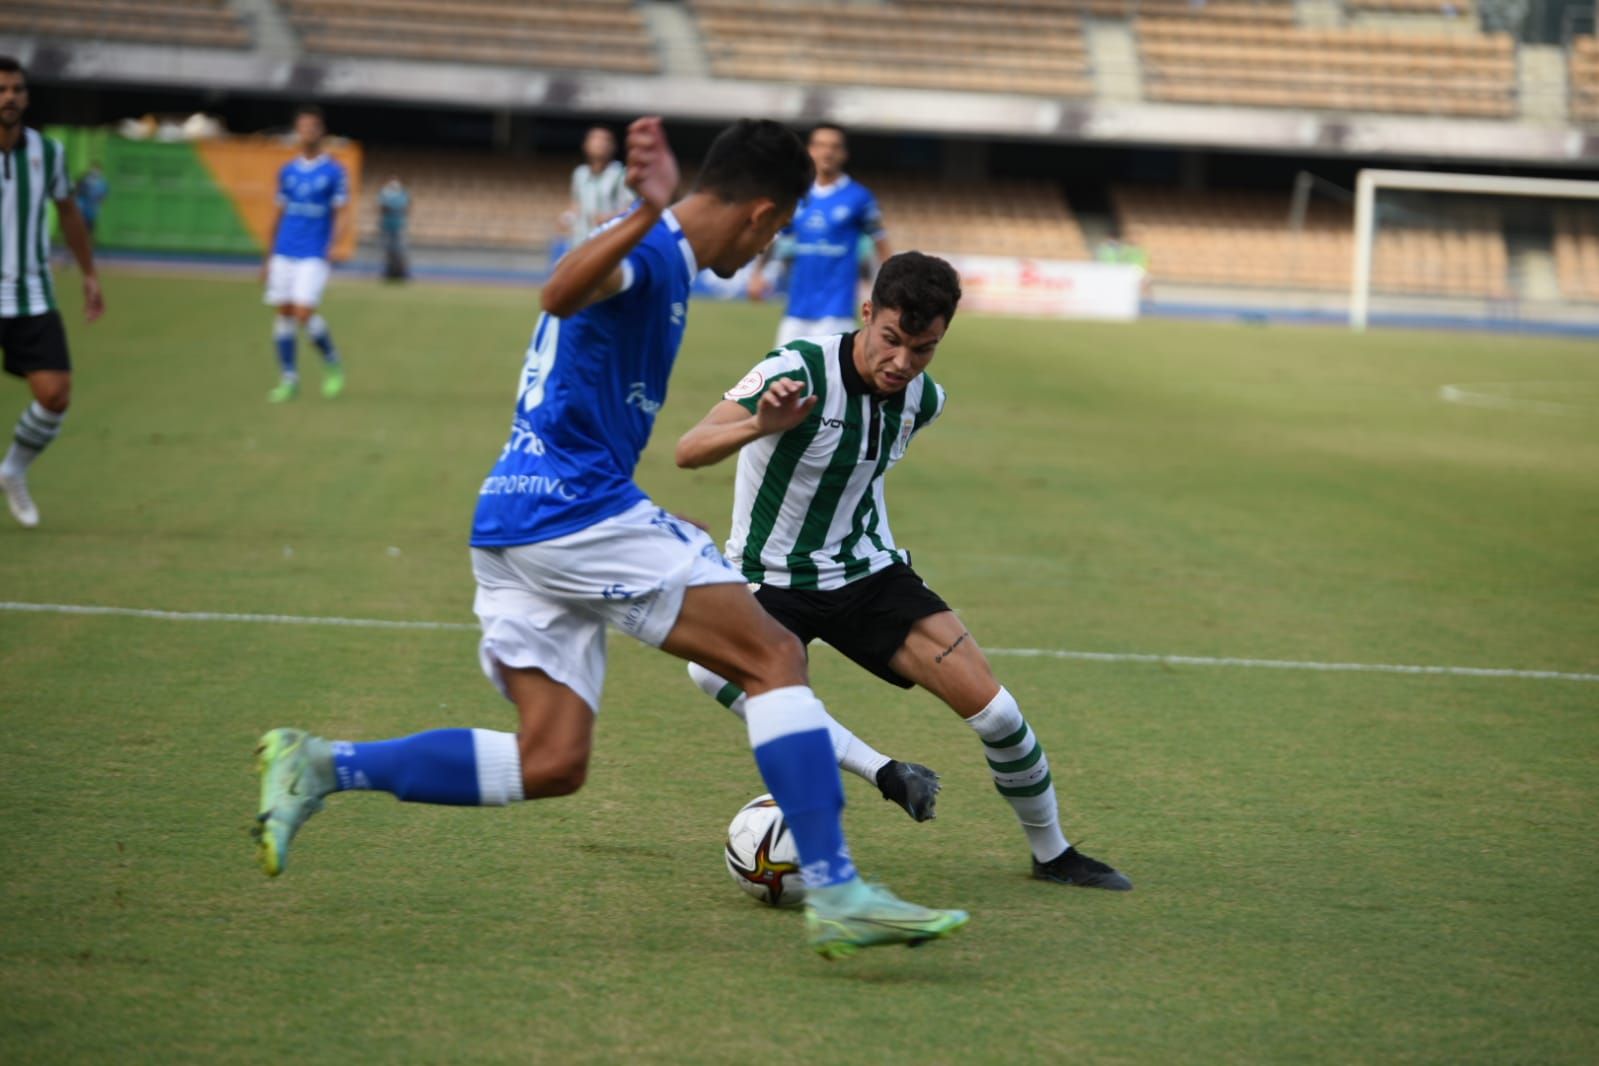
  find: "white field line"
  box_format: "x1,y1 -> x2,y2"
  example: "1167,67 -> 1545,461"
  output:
0,600 -> 478,632
989,647 -> 1599,683
1438,383 -> 1594,416
4,600 -> 1597,684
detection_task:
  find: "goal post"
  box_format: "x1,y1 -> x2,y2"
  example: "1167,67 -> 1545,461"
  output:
1350,168 -> 1599,331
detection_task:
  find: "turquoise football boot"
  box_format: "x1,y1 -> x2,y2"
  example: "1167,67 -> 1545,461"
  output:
252,728 -> 334,876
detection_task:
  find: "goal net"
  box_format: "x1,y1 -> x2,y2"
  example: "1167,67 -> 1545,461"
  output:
1349,169 -> 1599,332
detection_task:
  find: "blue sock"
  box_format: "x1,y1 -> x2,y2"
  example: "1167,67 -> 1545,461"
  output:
746,687 -> 856,888
329,728 -> 524,806
306,313 -> 339,364
274,315 -> 297,377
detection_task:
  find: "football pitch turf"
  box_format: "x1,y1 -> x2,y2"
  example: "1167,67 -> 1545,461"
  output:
2,270 -> 1596,1064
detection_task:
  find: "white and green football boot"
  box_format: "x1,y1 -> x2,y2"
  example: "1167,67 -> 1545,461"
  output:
252,728 -> 334,877
805,880 -> 969,960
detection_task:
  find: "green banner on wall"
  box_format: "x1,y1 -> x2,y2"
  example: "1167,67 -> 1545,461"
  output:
46,128 -> 362,259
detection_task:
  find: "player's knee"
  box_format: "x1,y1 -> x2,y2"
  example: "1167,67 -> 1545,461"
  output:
518,746 -> 590,798
35,381 -> 70,413
742,626 -> 807,691
292,306 -> 314,323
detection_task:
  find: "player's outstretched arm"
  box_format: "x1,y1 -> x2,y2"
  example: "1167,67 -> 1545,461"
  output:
540,116 -> 678,318
53,197 -> 103,323
675,380 -> 816,469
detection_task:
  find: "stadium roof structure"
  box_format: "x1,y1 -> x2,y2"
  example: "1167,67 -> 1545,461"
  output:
7,36 -> 1598,169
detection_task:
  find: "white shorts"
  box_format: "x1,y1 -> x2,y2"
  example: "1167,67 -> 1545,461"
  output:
776,316 -> 856,347
471,500 -> 746,713
264,255 -> 331,308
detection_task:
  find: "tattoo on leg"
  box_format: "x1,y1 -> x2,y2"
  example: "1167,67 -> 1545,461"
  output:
934,631 -> 970,664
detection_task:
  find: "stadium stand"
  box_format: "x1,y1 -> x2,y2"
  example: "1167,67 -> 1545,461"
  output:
1570,35 -> 1599,123
358,149 -> 572,249
282,0 -> 659,74
1553,206 -> 1599,301
0,0 -> 251,49
902,0 -> 1294,20
691,0 -> 1094,98
872,176 -> 1089,259
1347,0 -> 1473,11
1136,18 -> 1518,118
1080,0 -> 1297,23
1345,0 -> 1480,26
1112,187 -> 1511,298
356,147 -> 1088,262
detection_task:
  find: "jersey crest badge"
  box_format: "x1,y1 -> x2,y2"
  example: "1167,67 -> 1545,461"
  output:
890,414 -> 916,460
725,369 -> 765,401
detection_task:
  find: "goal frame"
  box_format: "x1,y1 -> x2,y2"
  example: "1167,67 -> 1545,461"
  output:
1349,168 -> 1599,331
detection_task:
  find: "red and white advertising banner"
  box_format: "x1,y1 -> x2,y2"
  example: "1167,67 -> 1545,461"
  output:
934,255 -> 1143,320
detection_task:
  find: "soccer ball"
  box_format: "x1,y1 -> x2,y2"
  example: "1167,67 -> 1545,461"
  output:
724,794 -> 806,907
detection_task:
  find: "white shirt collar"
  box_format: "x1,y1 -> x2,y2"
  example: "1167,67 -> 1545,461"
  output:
810,174 -> 852,198
662,208 -> 698,279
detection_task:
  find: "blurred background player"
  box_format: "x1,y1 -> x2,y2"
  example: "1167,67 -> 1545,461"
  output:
377,174 -> 409,281
252,116 -> 968,959
678,252 -> 1131,891
262,104 -> 348,403
73,161 -> 108,238
749,124 -> 890,346
0,55 -> 104,529
561,125 -> 631,249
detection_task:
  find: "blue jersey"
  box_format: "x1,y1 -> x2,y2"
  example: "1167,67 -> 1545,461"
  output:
784,176 -> 884,320
471,209 -> 697,547
273,154 -> 348,260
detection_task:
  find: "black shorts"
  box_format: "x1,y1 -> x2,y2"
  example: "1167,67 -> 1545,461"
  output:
1,312 -> 71,379
754,563 -> 951,689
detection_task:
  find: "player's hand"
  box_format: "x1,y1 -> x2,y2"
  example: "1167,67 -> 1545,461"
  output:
625,116 -> 679,213
748,270 -> 770,302
81,274 -> 105,323
753,378 -> 817,434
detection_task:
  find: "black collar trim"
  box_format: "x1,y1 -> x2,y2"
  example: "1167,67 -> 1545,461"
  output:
838,331 -> 871,396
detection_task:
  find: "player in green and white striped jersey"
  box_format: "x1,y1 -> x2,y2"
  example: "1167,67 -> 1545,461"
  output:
678,252 -> 1130,890
0,56 -> 104,528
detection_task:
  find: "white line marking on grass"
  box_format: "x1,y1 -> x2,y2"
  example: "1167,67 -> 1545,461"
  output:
5,600 -> 1597,684
0,601 -> 478,632
1439,382 -> 1596,416
985,647 -> 1599,683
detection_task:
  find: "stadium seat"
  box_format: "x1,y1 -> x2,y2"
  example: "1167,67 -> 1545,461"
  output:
1552,205 -> 1599,302
355,147 -> 1091,263
1112,186 -> 1511,298
691,0 -> 1095,99
1569,36 -> 1599,124
1135,17 -> 1518,118
282,0 -> 660,74
0,0 -> 251,49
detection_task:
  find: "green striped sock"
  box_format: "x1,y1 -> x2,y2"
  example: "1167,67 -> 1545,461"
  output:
968,688 -> 1069,862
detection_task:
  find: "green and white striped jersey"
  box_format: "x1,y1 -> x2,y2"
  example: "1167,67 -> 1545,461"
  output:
0,128 -> 71,319
724,332 -> 946,590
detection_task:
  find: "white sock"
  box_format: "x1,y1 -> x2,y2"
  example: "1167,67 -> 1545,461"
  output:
471,729 -> 525,805
687,662 -> 890,782
2,402 -> 65,476
967,687 -> 1069,862
305,313 -> 339,362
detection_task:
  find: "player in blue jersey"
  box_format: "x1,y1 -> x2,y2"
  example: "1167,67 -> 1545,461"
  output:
749,124 -> 890,347
252,117 -> 969,959
262,105 -> 348,403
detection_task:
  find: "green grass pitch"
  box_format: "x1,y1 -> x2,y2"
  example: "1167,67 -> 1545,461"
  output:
2,270 -> 1596,1063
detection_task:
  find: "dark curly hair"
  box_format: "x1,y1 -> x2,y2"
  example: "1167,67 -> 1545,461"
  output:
871,252 -> 962,335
